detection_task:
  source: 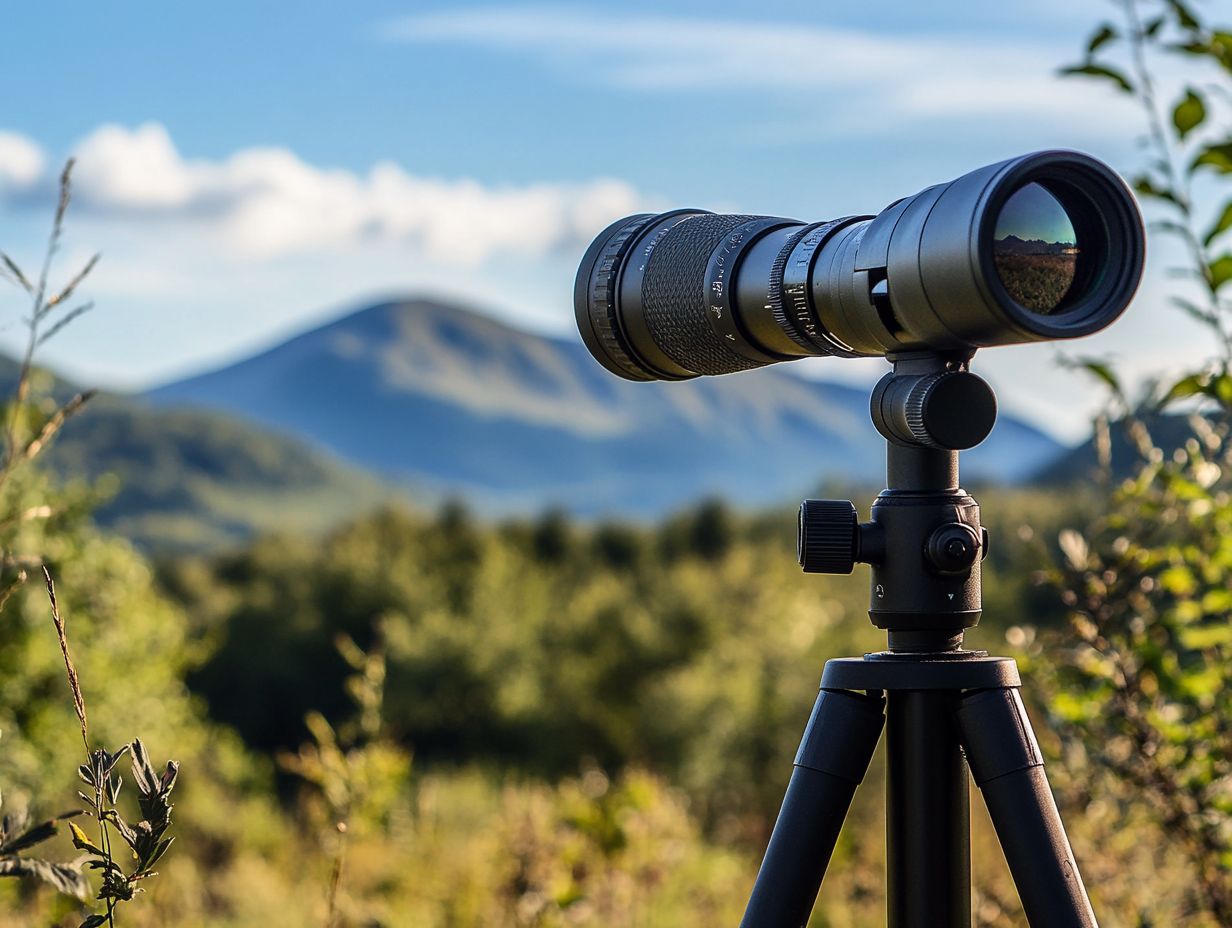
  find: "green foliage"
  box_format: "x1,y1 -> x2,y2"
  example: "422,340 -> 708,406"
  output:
70,740 -> 179,925
170,491 -> 1060,840
280,635 -> 412,925
1037,424 -> 1232,924
1045,3 -> 1232,923
1063,0 -> 1232,357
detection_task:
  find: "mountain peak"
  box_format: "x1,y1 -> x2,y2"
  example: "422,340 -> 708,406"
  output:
145,296 -> 1065,515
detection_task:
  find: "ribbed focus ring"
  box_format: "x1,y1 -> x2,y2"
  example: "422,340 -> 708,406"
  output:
640,214 -> 766,376
769,223 -> 825,351
798,500 -> 859,574
587,215 -> 658,380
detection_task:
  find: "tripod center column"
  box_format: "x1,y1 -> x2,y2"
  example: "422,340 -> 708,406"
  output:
887,688 -> 971,928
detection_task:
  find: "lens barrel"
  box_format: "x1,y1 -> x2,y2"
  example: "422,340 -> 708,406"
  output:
574,150 -> 1144,381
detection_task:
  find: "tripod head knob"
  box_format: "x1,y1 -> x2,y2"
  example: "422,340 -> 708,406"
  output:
798,500 -> 859,574
926,522 -> 982,574
871,361 -> 996,451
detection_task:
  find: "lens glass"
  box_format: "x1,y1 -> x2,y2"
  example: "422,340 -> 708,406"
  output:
992,183 -> 1079,314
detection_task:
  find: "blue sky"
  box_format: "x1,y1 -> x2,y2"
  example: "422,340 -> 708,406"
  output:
0,1 -> 1215,439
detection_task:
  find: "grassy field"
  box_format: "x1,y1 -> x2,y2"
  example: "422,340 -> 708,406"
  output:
993,252 -> 1077,313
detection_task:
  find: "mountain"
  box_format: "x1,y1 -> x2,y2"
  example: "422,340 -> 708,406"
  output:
994,235 -> 1076,256
144,299 -> 1065,516
1034,413 -> 1198,485
0,358 -> 394,552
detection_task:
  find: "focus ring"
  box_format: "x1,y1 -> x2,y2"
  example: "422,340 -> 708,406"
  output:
781,216 -> 869,358
586,215 -> 659,381
640,214 -> 765,376
770,223 -> 827,351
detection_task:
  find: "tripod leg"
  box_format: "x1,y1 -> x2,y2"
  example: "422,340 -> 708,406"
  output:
886,689 -> 971,928
740,687 -> 885,928
956,687 -> 1098,928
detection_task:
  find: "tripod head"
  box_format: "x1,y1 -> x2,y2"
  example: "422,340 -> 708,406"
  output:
797,351 -> 995,651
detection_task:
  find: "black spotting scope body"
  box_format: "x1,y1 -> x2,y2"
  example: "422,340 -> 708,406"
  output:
575,150 -> 1145,381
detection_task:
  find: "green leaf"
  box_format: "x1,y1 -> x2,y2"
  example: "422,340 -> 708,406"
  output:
1062,356 -> 1124,399
1210,32 -> 1232,72
1193,142 -> 1232,174
1059,63 -> 1134,93
1168,0 -> 1200,30
67,821 -> 105,857
1173,88 -> 1206,139
1164,373 -> 1208,403
1088,25 -> 1118,54
1133,175 -> 1179,205
79,916 -> 108,928
1204,202 -> 1232,246
1214,374 -> 1232,407
1208,253 -> 1232,292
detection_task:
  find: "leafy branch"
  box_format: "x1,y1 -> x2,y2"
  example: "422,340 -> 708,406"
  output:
1063,0 -> 1232,364
1048,3 -> 1232,923
0,790 -> 90,900
46,567 -> 180,927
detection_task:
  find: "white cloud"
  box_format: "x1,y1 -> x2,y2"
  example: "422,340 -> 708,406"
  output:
378,8 -> 1137,131
0,132 -> 45,189
3,122 -> 648,264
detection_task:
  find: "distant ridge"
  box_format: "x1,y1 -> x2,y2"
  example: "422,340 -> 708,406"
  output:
994,234 -> 1077,256
0,356 -> 392,552
145,298 -> 1066,515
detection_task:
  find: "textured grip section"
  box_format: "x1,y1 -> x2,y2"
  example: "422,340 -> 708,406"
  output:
640,214 -> 765,375
904,373 -> 946,448
797,500 -> 859,574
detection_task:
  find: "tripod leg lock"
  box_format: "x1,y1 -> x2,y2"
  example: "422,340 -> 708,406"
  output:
956,687 -> 1042,785
795,688 -> 885,783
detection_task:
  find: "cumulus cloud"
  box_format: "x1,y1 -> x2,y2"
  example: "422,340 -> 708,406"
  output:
1,123 -> 647,264
0,131 -> 45,190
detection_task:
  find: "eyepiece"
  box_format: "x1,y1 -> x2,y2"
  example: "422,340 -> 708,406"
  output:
574,150 -> 1144,381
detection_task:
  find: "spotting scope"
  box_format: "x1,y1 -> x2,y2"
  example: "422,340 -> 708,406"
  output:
574,150 -> 1144,381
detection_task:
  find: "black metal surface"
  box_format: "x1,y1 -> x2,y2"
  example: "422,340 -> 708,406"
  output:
740,689 -> 885,928
820,653 -> 1021,691
872,368 -> 997,450
958,688 -> 1099,928
887,689 -> 971,928
573,150 -> 1144,382
865,409 -> 985,637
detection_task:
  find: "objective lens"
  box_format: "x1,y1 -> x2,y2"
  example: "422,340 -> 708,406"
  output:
992,182 -> 1079,315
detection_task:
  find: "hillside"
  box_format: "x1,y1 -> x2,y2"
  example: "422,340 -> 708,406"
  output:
0,356 -> 397,552
145,298 -> 1066,515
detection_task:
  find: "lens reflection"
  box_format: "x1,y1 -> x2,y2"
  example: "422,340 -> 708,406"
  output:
993,183 -> 1078,314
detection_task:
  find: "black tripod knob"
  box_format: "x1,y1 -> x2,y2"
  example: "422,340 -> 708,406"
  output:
926,522 -> 981,574
798,500 -> 859,574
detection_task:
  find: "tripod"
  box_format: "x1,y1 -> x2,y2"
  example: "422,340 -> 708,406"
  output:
740,352 -> 1097,928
